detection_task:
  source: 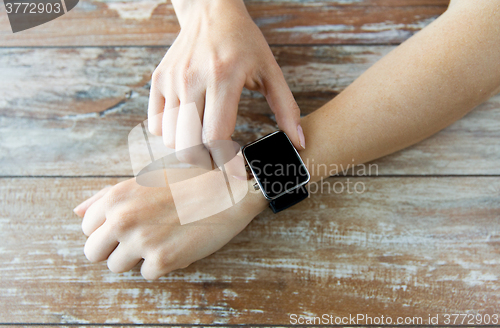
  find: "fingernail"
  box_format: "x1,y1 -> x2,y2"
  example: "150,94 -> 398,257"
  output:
297,124 -> 306,149
232,175 -> 248,181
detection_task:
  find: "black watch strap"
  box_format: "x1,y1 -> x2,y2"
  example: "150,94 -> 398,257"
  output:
269,185 -> 309,213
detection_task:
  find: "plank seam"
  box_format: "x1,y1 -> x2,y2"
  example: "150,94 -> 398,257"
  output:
0,324 -> 491,327
0,43 -> 402,49
0,174 -> 499,179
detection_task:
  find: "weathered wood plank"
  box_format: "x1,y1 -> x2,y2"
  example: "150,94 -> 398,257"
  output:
1,46 -> 499,176
0,0 -> 448,46
1,177 -> 499,324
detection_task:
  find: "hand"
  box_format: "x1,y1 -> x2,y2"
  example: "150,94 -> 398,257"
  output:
148,0 -> 306,171
73,176 -> 267,280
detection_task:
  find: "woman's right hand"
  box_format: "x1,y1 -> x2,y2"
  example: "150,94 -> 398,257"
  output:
148,0 -> 305,171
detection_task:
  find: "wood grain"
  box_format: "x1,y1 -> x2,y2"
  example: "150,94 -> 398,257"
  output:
1,0 -> 496,326
1,177 -> 499,324
0,0 -> 448,47
1,46 -> 499,176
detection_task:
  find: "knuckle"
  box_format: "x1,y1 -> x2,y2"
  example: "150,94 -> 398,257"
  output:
107,210 -> 135,234
152,67 -> 175,92
103,181 -> 128,208
107,260 -> 124,274
107,261 -> 119,273
209,57 -> 231,82
177,66 -> 197,98
81,221 -> 93,237
83,243 -> 100,263
180,65 -> 195,85
141,256 -> 175,281
140,261 -> 159,280
156,249 -> 178,270
136,229 -> 154,247
151,68 -> 163,86
141,271 -> 159,281
103,186 -> 120,206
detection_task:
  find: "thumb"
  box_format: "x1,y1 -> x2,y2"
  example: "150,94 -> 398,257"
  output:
263,66 -> 305,150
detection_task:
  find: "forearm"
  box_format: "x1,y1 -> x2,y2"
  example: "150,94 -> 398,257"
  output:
299,1 -> 500,182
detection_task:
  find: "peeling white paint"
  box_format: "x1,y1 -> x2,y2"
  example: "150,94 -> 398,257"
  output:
464,271 -> 497,286
361,18 -> 437,32
311,30 -> 412,41
483,259 -> 500,265
249,309 -> 265,313
274,24 -> 355,33
274,17 -> 437,42
223,289 -> 239,299
455,259 -> 482,270
97,0 -> 166,20
392,284 -> 408,292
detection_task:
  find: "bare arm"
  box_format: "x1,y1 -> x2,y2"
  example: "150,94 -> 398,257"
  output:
300,0 -> 500,183
76,0 -> 500,279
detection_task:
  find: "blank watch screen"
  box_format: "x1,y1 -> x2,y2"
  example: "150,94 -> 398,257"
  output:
243,131 -> 309,200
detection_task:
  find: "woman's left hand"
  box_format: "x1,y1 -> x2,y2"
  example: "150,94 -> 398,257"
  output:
73,177 -> 266,280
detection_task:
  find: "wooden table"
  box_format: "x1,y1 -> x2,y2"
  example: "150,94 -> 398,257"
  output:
2,0 -> 500,325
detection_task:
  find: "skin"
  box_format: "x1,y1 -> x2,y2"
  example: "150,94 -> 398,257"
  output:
147,0 -> 305,173
74,0 -> 500,280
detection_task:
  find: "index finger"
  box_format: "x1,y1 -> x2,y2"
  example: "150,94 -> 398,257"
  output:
203,79 -> 246,178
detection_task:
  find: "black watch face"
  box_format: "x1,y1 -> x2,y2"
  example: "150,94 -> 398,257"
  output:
243,131 -> 310,200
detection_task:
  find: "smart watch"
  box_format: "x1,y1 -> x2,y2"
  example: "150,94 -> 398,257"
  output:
242,131 -> 310,213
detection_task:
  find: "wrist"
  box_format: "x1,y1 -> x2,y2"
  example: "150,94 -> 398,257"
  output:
240,178 -> 268,216
171,0 -> 248,29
